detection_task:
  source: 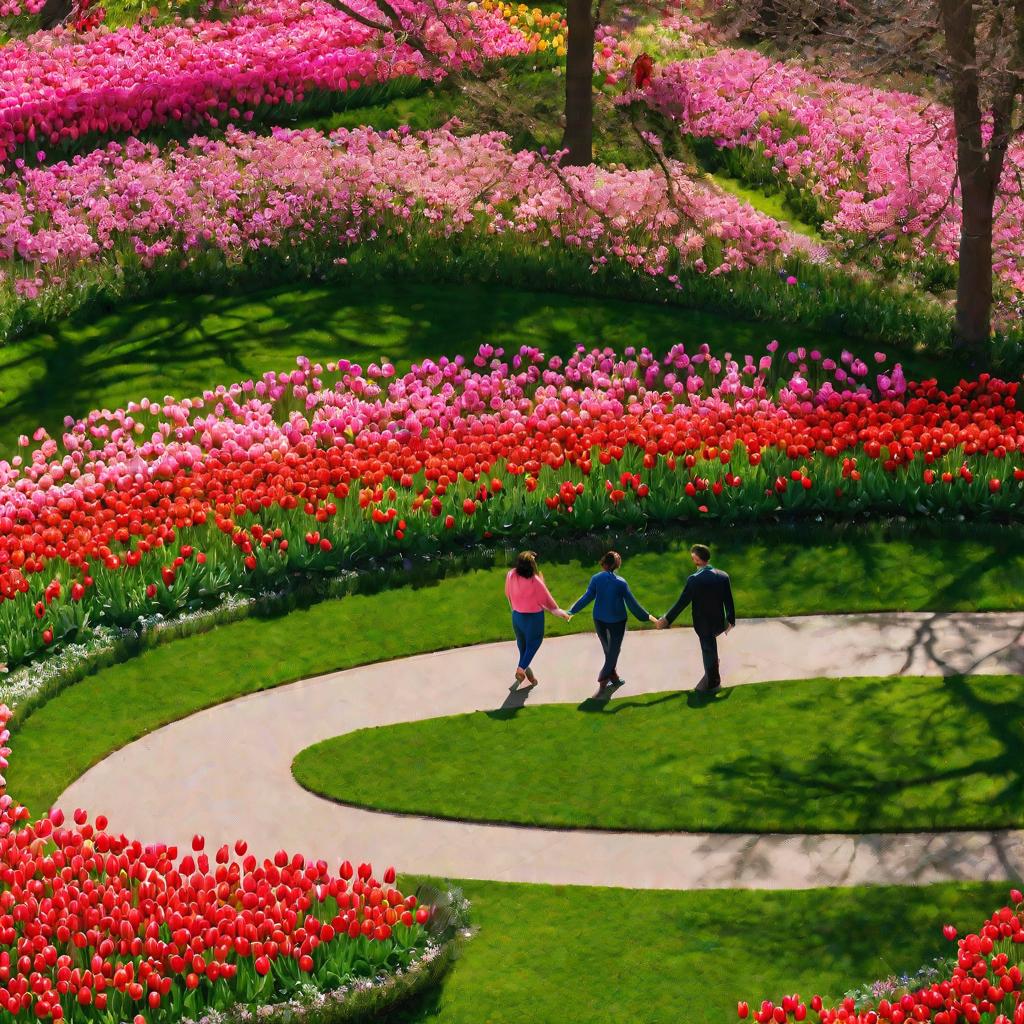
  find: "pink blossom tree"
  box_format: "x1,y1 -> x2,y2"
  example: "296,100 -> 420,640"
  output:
722,0 -> 1024,359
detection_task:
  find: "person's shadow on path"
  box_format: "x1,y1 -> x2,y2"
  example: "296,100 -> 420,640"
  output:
486,684 -> 536,718
577,684 -> 731,713
487,677 -> 733,716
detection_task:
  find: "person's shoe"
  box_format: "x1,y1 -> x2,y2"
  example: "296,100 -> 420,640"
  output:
694,674 -> 710,692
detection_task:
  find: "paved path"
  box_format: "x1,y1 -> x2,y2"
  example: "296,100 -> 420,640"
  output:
60,613 -> 1024,890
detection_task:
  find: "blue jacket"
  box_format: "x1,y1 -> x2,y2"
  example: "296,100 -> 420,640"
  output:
569,571 -> 650,623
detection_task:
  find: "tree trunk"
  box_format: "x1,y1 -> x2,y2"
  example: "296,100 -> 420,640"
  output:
955,173 -> 994,356
938,0 -> 995,360
561,0 -> 594,166
38,0 -> 72,27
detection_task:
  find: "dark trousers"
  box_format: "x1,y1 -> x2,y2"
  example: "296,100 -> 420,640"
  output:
697,631 -> 721,687
595,618 -> 627,681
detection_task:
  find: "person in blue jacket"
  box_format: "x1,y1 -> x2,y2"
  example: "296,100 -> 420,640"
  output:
568,551 -> 660,689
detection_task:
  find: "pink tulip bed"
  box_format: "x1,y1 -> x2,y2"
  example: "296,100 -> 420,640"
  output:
631,47 -> 1024,308
0,122 -> 802,305
0,0 -> 532,167
1,337 -> 1023,671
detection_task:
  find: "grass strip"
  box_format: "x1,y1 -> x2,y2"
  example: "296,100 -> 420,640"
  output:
10,522 -> 1024,814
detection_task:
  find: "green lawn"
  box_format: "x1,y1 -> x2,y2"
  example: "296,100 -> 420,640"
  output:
0,280 -> 830,454
707,172 -> 824,241
387,879 -> 1007,1024
293,675 -> 1024,833
11,522 -> 1024,816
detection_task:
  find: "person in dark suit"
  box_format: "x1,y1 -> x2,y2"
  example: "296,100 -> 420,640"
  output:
657,543 -> 735,692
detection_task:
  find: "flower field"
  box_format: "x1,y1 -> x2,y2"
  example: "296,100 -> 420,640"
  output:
0,0 -> 531,166
1,0 -> 1023,1021
634,47 -> 1024,305
0,703 -> 443,1023
743,892 -> 1024,1024
1,339 -> 1022,667
0,123 -> 799,301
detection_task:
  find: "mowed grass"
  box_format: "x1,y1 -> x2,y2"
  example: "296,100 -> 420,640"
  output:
0,280 -> 828,454
387,879 -> 1009,1024
11,522 -> 1024,816
293,675 -> 1024,833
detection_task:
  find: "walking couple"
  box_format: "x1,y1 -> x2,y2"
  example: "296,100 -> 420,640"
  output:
503,543 -> 736,694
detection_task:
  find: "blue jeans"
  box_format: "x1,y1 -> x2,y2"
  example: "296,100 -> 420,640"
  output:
511,610 -> 545,669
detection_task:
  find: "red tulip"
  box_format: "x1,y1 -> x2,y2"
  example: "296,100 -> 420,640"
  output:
739,1002 -> 750,1019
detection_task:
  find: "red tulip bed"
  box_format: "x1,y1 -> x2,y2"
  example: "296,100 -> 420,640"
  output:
742,891 -> 1024,1024
0,705 -> 447,1024
1,339 -> 1022,670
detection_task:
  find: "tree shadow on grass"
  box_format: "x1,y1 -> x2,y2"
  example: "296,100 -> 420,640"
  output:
4,277 -> 728,452
708,674 -> 1024,834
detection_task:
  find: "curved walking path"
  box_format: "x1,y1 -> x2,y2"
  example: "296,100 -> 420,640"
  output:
61,612 -> 1024,890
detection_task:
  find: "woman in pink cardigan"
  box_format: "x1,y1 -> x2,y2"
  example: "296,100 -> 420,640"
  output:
505,550 -> 571,688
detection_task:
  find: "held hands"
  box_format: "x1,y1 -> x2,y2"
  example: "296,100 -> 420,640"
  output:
557,608 -> 573,622
649,615 -> 668,630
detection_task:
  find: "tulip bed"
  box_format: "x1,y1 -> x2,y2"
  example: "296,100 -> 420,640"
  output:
2,338 -> 1024,670
742,892 -> 1024,1024
0,701 -> 456,1024
0,121 -> 798,305
0,280 -> 841,457
0,0 -> 533,167
632,47 -> 1024,307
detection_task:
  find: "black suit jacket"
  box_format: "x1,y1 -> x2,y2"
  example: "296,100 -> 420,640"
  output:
665,567 -> 735,636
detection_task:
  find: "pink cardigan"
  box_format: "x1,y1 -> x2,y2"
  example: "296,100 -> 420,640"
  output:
505,570 -> 558,613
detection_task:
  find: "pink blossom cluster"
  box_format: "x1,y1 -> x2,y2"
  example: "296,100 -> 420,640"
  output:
0,0 -> 529,165
0,0 -> 44,17
0,123 -> 799,299
635,47 -> 1024,296
594,11 -> 720,87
